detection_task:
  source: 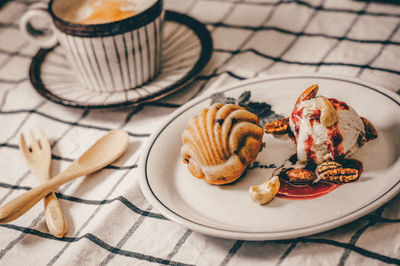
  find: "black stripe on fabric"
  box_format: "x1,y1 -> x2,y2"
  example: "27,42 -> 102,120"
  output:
0,42 -> 29,70
293,237 -> 400,265
47,162 -> 134,265
0,182 -> 167,220
0,144 -> 138,169
0,106 -> 91,258
237,0 -> 400,18
0,211 -> 46,259
113,36 -> 126,91
100,205 -> 152,265
0,48 -> 32,58
0,22 -> 18,29
0,78 -> 28,84
56,193 -> 167,220
219,240 -> 244,266
275,242 -> 298,266
366,214 -> 400,223
208,23 -> 400,46
214,48 -> 400,75
0,100 -> 47,206
124,105 -> 144,124
0,89 -> 9,109
166,230 -> 192,261
101,37 -> 117,91
0,224 -> 192,266
338,207 -> 385,266
0,109 -> 151,137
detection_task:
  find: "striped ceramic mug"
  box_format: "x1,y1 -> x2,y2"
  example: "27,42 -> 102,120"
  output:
20,0 -> 163,92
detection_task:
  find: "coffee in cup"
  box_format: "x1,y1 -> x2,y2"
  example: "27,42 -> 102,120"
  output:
59,0 -> 156,25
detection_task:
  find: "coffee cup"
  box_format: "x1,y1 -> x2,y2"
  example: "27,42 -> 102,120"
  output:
20,0 -> 164,92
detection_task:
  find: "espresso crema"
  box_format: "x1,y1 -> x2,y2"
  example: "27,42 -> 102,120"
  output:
60,0 -> 155,24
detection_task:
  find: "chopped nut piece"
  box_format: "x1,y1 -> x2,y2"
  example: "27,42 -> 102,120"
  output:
249,176 -> 280,204
317,96 -> 338,127
264,117 -> 289,134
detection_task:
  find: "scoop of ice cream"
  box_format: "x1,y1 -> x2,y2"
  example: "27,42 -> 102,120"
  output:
289,96 -> 365,165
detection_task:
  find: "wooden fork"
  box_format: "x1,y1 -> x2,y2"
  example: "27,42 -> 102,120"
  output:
19,128 -> 68,238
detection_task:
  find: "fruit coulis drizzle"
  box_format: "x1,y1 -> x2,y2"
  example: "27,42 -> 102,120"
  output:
276,178 -> 340,200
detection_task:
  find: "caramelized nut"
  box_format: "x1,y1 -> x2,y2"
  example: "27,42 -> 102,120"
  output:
319,168 -> 359,183
249,175 -> 280,204
286,168 -> 317,184
295,84 -> 319,105
315,161 -> 342,176
264,117 -> 290,134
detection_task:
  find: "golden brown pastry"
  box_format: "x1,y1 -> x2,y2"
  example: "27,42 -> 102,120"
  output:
181,103 -> 264,185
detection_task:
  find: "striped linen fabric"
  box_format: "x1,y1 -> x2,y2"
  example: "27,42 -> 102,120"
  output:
0,0 -> 400,265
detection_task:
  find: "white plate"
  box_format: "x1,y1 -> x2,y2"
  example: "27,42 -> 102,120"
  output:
139,74 -> 400,240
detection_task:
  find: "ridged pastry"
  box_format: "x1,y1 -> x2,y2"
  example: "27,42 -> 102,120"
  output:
181,103 -> 264,185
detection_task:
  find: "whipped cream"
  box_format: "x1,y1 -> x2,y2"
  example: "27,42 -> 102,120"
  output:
289,96 -> 365,165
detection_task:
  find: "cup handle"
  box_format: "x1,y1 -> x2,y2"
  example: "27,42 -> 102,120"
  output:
19,2 -> 58,48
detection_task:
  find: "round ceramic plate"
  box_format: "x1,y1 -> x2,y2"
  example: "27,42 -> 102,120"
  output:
139,74 -> 400,241
29,11 -> 212,109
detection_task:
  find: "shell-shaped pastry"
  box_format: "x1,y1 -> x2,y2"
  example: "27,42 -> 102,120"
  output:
181,103 -> 264,185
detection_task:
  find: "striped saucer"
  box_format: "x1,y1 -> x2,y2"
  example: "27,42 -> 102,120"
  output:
29,11 -> 212,109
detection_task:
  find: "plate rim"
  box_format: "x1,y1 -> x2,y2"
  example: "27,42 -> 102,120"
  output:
28,10 -> 213,109
139,73 -> 400,240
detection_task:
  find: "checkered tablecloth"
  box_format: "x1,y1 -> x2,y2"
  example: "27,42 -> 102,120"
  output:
0,0 -> 400,265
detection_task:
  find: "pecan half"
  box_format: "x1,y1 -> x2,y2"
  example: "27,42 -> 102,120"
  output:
295,84 -> 319,105
315,161 -> 342,176
319,168 -> 359,183
286,168 -> 317,184
264,117 -> 289,134
361,117 -> 378,142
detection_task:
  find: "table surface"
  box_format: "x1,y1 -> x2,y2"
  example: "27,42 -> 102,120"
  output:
0,0 -> 400,265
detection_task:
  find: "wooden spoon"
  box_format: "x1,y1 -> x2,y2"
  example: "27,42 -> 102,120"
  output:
0,129 -> 129,224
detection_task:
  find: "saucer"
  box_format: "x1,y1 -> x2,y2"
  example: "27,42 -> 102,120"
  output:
29,11 -> 212,109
